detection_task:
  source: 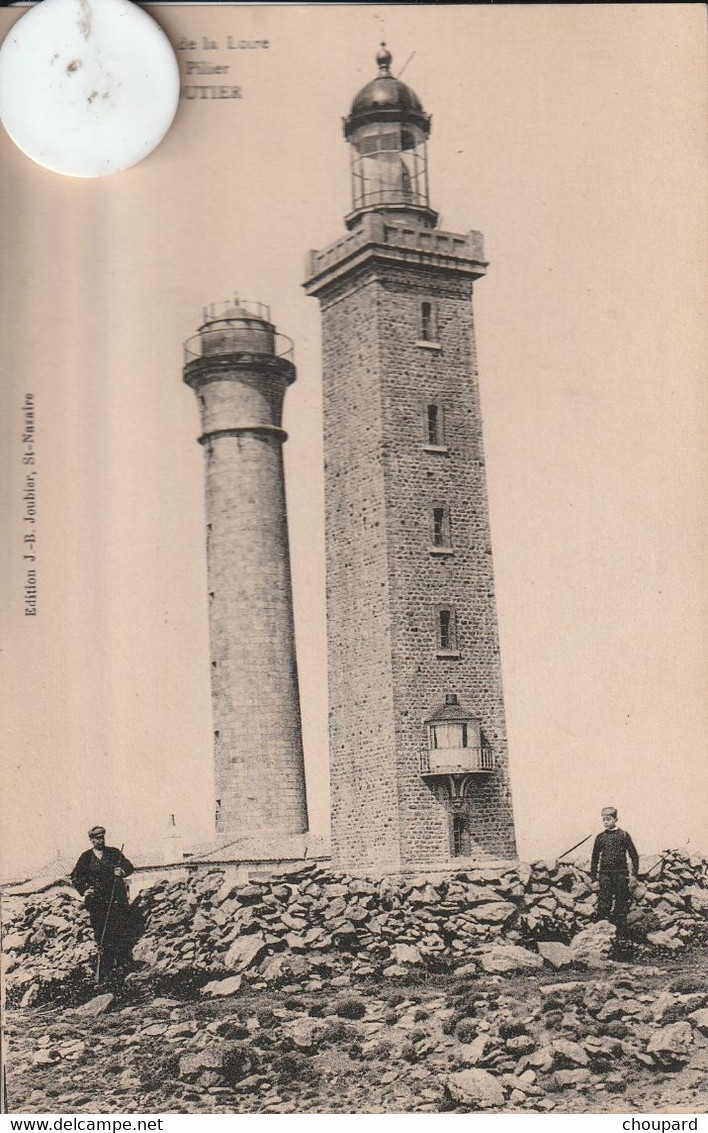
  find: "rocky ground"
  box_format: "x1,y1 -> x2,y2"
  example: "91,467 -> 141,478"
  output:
4,948 -> 708,1114
3,850 -> 708,1114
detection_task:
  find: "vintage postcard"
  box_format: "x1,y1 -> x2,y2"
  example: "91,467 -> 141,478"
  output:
1,3 -> 706,1117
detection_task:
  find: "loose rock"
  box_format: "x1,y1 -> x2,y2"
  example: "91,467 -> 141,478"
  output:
447,1068 -> 505,1108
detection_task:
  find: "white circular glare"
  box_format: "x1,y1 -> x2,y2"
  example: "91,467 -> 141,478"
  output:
0,0 -> 180,177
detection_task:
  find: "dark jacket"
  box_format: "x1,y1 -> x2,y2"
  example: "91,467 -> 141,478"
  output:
71,847 -> 134,907
590,828 -> 639,879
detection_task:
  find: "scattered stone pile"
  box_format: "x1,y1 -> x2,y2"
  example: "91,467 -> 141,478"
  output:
3,850 -> 707,1008
2,888 -> 96,1006
519,850 -> 708,947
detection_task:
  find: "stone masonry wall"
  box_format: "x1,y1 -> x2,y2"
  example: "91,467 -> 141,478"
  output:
191,362 -> 309,844
312,224 -> 517,872
377,266 -> 516,865
4,851 -> 707,1007
318,271 -> 402,872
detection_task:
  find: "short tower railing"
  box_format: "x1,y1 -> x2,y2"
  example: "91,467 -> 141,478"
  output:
420,746 -> 495,776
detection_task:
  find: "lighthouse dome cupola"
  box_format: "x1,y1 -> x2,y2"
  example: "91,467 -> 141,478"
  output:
344,45 -> 437,229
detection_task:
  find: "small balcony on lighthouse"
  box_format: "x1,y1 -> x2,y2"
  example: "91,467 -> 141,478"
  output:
421,694 -> 495,778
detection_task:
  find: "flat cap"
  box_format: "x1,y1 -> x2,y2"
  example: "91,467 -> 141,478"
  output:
88,825 -> 106,837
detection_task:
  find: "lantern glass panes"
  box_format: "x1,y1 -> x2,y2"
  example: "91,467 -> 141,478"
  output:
430,721 -> 468,750
350,122 -> 429,211
427,715 -> 483,767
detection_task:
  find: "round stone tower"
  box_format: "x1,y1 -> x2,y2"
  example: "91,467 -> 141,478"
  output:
183,300 -> 309,850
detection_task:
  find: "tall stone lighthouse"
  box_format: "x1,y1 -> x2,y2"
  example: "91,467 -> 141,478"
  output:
305,46 -> 517,873
183,301 -> 309,850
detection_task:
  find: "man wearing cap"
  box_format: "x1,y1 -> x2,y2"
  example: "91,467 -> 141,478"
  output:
590,807 -> 639,940
71,827 -> 135,979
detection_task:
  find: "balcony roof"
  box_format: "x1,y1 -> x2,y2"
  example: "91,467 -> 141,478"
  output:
425,696 -> 479,724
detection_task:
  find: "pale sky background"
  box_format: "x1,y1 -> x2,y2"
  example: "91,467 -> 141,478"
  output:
1,5 -> 706,880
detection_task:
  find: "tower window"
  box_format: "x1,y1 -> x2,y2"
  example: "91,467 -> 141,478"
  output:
435,605 -> 459,656
420,300 -> 438,342
451,813 -> 470,857
431,504 -> 452,550
430,721 -> 468,749
427,404 -> 440,445
423,401 -> 448,451
439,609 -> 451,649
421,302 -> 432,340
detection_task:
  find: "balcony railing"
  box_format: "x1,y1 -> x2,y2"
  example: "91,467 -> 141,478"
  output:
420,746 -> 495,775
184,328 -> 294,366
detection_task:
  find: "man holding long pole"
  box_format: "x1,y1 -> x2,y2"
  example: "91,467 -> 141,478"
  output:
71,826 -> 134,984
590,806 -> 639,944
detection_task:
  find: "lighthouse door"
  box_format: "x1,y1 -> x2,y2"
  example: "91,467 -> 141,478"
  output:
451,811 -> 471,857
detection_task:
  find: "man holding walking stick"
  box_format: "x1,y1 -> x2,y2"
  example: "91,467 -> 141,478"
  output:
71,826 -> 135,983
